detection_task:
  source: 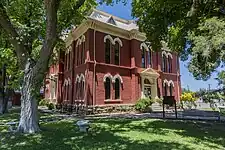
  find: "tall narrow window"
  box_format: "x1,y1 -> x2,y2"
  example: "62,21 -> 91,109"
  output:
81,42 -> 85,64
148,50 -> 151,67
67,85 -> 69,100
80,80 -> 83,100
115,78 -> 120,99
105,39 -> 111,64
169,83 -> 173,96
141,48 -> 146,68
76,46 -> 78,66
168,57 -> 172,73
68,52 -> 70,70
164,84 -> 168,96
162,55 -> 167,72
65,54 -> 67,70
105,77 -> 111,99
114,42 -> 120,65
75,82 -> 79,100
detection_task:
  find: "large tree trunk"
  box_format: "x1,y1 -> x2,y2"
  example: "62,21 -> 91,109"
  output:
17,60 -> 40,133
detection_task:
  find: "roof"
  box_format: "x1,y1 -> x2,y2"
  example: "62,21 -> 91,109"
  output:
88,9 -> 139,31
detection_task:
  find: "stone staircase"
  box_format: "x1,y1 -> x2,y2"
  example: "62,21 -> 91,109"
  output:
151,103 -> 163,112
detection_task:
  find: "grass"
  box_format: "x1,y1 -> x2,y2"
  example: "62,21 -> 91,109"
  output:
0,109 -> 225,150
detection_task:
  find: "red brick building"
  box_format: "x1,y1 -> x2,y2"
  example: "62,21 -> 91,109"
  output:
44,9 -> 182,111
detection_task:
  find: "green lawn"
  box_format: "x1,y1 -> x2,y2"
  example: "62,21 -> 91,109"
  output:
1,109 -> 225,150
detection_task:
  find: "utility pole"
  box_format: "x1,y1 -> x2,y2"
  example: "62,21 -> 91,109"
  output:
187,85 -> 190,92
208,84 -> 211,103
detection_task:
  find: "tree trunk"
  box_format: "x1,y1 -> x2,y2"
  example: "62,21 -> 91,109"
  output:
2,88 -> 9,114
17,61 -> 40,133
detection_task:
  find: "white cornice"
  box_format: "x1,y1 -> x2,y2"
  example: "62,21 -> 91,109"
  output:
66,18 -> 146,47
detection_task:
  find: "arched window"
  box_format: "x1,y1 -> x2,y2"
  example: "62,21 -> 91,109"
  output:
105,77 -> 111,99
144,79 -> 151,84
68,52 -> 71,69
141,47 -> 146,68
75,82 -> 79,100
114,42 -> 120,65
80,80 -> 84,100
168,57 -> 172,73
105,39 -> 111,64
164,84 -> 168,96
115,78 -> 120,99
162,55 -> 167,72
81,42 -> 85,64
169,83 -> 173,96
67,84 -> 69,100
147,50 -> 151,67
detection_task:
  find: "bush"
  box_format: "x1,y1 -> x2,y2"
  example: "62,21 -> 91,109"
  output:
135,98 -> 154,112
47,103 -> 55,110
180,92 -> 198,109
39,99 -> 48,106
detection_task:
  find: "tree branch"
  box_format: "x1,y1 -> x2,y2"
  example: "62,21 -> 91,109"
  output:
33,0 -> 59,81
0,3 -> 29,68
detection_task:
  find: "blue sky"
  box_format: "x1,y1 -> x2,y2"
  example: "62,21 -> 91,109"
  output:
97,1 -> 219,91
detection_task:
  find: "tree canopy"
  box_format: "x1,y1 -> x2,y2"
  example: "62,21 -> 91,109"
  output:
132,0 -> 225,80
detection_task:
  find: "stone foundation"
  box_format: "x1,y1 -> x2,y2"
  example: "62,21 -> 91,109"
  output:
55,103 -> 135,114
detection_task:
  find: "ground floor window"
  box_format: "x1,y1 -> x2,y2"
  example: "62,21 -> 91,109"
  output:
105,77 -> 111,99
115,78 -> 120,99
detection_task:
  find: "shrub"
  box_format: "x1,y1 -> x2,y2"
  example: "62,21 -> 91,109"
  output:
135,98 -> 154,112
39,99 -> 48,106
180,92 -> 198,109
47,103 -> 55,110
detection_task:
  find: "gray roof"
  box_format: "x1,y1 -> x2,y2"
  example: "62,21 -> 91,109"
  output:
88,9 -> 139,31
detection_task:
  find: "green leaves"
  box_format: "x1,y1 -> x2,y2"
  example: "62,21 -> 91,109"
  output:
132,0 -> 225,80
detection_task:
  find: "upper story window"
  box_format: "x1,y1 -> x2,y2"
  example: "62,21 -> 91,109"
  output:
75,35 -> 85,67
162,54 -> 167,72
147,50 -> 151,66
168,56 -> 172,73
162,51 -> 173,73
81,42 -> 85,64
114,42 -> 120,65
140,43 -> 150,68
105,39 -> 111,64
141,48 -> 146,68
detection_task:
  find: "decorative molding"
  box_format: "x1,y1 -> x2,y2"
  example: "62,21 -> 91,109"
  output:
76,38 -> 81,47
81,35 -> 85,42
64,79 -> 68,86
162,51 -> 173,59
168,80 -> 175,87
167,53 -> 173,59
104,35 -> 114,44
75,75 -> 80,83
114,37 -> 123,47
79,73 -> 85,82
162,51 -> 167,57
66,18 -> 146,47
67,78 -> 71,85
112,74 -> 123,83
103,73 -> 113,82
163,79 -> 169,87
140,43 -> 149,51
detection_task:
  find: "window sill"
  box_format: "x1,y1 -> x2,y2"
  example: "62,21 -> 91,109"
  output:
104,99 -> 122,102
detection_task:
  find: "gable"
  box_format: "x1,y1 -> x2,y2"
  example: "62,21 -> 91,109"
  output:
140,68 -> 160,78
107,16 -> 117,25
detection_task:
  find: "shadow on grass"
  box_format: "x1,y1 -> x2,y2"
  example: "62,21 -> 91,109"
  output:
1,112 -> 225,150
93,118 -> 225,148
0,120 -> 192,150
